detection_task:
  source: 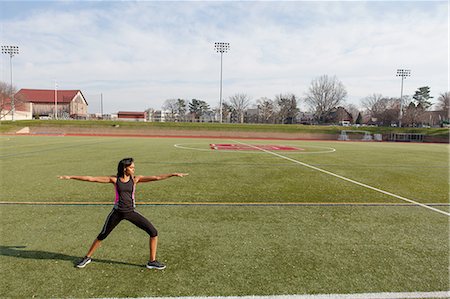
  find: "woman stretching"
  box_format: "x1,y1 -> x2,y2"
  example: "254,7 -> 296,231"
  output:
59,157 -> 188,270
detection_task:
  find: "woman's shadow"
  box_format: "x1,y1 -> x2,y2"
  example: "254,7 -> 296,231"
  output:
0,245 -> 143,268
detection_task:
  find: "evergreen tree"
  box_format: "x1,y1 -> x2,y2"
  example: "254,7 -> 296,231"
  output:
355,112 -> 362,124
412,86 -> 433,110
188,99 -> 210,120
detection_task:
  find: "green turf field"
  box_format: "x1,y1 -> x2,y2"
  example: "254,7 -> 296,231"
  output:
0,135 -> 448,298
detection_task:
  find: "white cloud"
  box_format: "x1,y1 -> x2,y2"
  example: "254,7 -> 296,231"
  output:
0,1 -> 447,113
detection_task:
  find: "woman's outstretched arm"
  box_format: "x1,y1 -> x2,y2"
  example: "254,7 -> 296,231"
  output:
58,176 -> 116,183
136,173 -> 188,183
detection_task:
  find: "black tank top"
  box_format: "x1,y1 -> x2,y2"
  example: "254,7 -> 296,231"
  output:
114,176 -> 135,212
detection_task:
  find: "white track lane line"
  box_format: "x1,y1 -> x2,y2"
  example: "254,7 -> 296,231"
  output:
233,140 -> 450,217
104,290 -> 450,299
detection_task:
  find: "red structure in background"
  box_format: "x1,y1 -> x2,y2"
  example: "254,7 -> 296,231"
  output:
210,144 -> 303,151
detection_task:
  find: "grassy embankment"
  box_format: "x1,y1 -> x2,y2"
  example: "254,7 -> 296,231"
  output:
0,119 -> 449,137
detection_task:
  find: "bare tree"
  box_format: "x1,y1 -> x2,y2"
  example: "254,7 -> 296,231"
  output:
361,94 -> 393,121
162,98 -> 189,122
229,93 -> 251,123
0,81 -> 13,119
377,98 -> 401,126
361,93 -> 384,115
162,99 -> 178,122
275,93 -> 299,124
175,98 -> 187,122
0,81 -> 14,98
0,81 -> 25,120
304,75 -> 347,123
256,97 -> 275,123
402,102 -> 424,127
361,94 -> 401,126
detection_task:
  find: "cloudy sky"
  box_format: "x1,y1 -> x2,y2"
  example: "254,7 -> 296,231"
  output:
0,0 -> 448,114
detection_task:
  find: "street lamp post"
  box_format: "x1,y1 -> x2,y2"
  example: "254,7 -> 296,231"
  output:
214,42 -> 230,123
396,69 -> 411,127
54,80 -> 58,119
1,45 -> 19,121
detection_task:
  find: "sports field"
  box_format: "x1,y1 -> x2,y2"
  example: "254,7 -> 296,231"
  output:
0,134 -> 449,298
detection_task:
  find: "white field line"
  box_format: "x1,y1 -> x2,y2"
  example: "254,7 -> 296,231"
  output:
174,143 -> 336,154
233,140 -> 450,217
103,290 -> 450,299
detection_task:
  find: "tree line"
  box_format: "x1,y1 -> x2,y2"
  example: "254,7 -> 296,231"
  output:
1,77 -> 449,126
160,75 -> 449,126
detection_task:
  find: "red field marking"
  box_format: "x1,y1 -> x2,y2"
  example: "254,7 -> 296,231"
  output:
210,143 -> 303,151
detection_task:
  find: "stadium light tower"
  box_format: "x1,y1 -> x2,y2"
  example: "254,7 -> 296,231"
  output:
396,69 -> 411,127
1,45 -> 19,121
214,42 -> 230,123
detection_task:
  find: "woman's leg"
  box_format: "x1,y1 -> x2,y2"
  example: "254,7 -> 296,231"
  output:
86,238 -> 102,257
76,209 -> 123,268
150,236 -> 158,261
87,209 -> 122,257
125,211 -> 159,260
96,209 -> 123,241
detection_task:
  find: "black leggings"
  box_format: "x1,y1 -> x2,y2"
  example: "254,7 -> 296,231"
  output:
97,209 -> 158,241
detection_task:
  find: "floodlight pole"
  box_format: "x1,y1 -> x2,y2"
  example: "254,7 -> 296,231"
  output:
1,46 -> 19,121
214,42 -> 230,123
396,69 -> 411,127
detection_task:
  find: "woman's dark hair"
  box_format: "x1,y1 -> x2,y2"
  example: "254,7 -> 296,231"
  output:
117,157 -> 134,178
